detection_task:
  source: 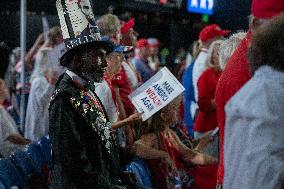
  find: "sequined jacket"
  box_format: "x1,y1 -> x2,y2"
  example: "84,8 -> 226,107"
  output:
49,73 -> 120,189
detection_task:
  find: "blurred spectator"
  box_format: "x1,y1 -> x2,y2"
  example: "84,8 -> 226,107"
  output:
173,48 -> 187,81
95,52 -> 121,124
98,15 -> 136,116
0,79 -> 30,157
147,38 -> 161,72
97,51 -> 135,147
218,32 -> 246,71
3,47 -> 21,125
182,40 -> 201,137
132,38 -> 153,82
15,34 -> 44,129
215,0 -> 284,186
120,18 -> 139,47
5,47 -> 20,93
224,13 -> 284,189
24,68 -> 58,141
120,18 -> 141,90
192,41 -> 202,60
30,26 -> 64,81
193,40 -> 222,160
194,40 -> 222,138
192,24 -> 230,120
25,27 -> 63,141
132,102 -> 218,189
97,13 -> 121,44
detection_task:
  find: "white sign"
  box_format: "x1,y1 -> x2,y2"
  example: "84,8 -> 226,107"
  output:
129,67 -> 185,121
187,0 -> 214,15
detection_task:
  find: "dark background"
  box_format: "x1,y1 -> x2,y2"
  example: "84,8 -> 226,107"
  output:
0,0 -> 251,56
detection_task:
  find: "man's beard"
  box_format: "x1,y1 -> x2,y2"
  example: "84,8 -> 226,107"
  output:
79,63 -> 105,83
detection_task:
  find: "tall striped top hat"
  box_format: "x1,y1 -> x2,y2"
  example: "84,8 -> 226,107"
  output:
56,0 -> 113,54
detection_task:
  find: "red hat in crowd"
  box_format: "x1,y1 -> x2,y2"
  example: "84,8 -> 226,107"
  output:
199,24 -> 230,43
252,0 -> 284,19
147,38 -> 160,47
121,18 -> 135,34
136,38 -> 149,48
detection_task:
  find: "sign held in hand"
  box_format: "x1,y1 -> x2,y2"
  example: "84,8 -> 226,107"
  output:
129,67 -> 185,121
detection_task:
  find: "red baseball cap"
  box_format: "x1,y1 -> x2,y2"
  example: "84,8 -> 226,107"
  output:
121,18 -> 135,34
199,24 -> 230,43
252,0 -> 284,19
136,38 -> 149,48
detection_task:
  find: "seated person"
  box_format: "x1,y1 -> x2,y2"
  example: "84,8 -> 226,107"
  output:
132,101 -> 218,189
0,79 -> 31,157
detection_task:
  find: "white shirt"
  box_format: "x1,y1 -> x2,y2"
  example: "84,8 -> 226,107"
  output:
224,66 -> 284,189
0,106 -> 23,157
185,53 -> 193,68
31,45 -> 66,81
25,75 -> 54,141
94,80 -> 118,123
148,56 -> 160,72
122,61 -> 139,89
192,48 -> 208,102
94,80 -> 126,147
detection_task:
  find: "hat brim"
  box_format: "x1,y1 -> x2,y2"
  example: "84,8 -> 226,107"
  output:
60,40 -> 114,63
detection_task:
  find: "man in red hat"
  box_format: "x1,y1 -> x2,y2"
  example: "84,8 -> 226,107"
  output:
120,18 -> 139,47
215,0 -> 284,188
191,24 -> 229,131
120,18 -> 141,90
131,38 -> 153,83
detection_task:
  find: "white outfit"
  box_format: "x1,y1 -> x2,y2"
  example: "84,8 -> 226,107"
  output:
31,45 -> 66,81
148,56 -> 160,72
25,75 -> 54,141
94,80 -> 126,147
31,47 -> 52,81
185,53 -> 193,68
0,106 -> 24,157
192,48 -> 208,102
122,61 -> 139,89
94,81 -> 118,123
223,66 -> 284,189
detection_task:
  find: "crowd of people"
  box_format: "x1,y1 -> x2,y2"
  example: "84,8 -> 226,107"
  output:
0,0 -> 284,188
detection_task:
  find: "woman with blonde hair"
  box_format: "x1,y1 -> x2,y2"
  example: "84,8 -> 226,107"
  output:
132,101 -> 218,189
218,32 -> 246,71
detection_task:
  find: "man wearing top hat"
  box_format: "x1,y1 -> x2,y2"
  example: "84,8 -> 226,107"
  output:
49,0 -> 133,188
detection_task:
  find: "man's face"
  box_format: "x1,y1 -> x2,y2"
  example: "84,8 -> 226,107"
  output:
55,33 -> 64,45
106,52 -> 122,75
129,28 -> 139,46
79,0 -> 93,20
140,47 -> 150,59
121,28 -> 139,46
80,48 -> 108,83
